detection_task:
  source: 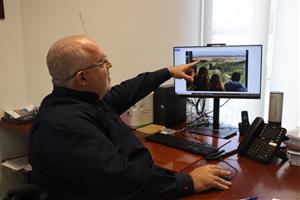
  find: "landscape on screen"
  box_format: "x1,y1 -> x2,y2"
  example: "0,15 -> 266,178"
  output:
187,52 -> 248,92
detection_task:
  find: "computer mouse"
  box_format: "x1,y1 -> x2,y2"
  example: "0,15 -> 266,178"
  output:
220,174 -> 234,181
217,162 -> 236,180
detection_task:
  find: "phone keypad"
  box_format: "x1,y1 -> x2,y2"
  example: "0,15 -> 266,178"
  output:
246,139 -> 275,163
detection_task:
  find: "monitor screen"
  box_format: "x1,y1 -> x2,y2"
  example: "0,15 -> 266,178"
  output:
173,45 -> 262,99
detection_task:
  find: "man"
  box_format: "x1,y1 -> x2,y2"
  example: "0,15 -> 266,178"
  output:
29,35 -> 232,200
224,72 -> 247,92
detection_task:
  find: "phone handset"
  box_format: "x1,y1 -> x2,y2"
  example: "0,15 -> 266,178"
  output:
238,117 -> 264,154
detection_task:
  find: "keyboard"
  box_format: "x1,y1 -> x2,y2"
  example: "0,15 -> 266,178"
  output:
146,133 -> 218,156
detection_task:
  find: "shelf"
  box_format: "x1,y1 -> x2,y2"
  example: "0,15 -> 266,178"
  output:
0,121 -> 31,134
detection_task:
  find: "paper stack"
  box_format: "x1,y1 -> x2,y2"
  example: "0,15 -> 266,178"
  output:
136,124 -> 165,134
2,156 -> 32,171
284,128 -> 300,166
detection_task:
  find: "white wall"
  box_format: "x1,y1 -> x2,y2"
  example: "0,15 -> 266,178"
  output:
0,0 -> 28,196
20,0 -> 201,104
0,0 -> 201,197
0,0 -> 27,113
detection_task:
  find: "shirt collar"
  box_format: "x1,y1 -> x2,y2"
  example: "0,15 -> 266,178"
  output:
52,85 -> 99,104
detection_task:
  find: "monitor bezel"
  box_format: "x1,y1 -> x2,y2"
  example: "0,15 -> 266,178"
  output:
173,44 -> 263,99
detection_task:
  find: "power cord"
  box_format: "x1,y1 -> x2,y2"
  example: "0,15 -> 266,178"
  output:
186,98 -> 231,130
219,159 -> 238,180
205,140 -> 239,180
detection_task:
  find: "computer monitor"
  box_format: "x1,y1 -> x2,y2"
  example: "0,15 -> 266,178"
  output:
173,45 -> 262,138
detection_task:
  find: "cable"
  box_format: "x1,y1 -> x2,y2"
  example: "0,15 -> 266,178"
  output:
217,140 -> 231,151
186,98 -> 231,130
186,98 -> 208,127
203,98 -> 230,116
219,159 -> 238,180
205,141 -> 234,160
79,13 -> 88,35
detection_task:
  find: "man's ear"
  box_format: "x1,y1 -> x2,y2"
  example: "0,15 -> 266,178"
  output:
74,71 -> 89,86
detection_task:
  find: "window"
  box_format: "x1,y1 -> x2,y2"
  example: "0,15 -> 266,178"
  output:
202,0 -> 299,129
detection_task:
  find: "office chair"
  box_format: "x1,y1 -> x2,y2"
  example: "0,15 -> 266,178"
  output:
4,184 -> 48,200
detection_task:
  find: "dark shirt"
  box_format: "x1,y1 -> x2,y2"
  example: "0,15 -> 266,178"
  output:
29,68 -> 194,200
224,81 -> 247,92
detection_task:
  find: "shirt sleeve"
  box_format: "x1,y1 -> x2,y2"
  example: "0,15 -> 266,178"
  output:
104,68 -> 171,114
133,165 -> 194,199
176,173 -> 194,194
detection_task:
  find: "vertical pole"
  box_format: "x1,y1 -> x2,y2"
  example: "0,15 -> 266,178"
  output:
213,97 -> 220,130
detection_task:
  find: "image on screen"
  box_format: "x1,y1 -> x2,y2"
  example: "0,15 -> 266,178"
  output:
186,50 -> 248,92
173,45 -> 262,98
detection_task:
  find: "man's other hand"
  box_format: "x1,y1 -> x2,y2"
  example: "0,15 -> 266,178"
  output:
189,164 -> 232,192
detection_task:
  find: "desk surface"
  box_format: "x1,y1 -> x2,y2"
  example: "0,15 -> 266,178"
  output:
137,131 -> 239,173
182,157 -> 300,199
2,122 -> 300,199
140,131 -> 300,200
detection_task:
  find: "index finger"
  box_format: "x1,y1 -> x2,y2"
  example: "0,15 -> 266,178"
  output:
188,59 -> 200,66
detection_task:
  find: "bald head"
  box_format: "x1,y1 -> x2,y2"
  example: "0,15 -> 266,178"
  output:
46,35 -> 102,85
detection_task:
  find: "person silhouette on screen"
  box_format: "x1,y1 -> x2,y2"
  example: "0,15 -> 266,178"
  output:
209,74 -> 225,91
224,72 -> 247,92
186,63 -> 197,90
194,66 -> 209,91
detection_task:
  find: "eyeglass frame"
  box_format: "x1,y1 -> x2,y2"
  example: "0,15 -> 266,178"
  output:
64,54 -> 108,80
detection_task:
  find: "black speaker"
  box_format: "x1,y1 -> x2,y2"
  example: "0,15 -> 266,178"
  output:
154,84 -> 186,127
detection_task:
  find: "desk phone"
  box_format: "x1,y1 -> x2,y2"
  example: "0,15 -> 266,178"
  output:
238,117 -> 287,163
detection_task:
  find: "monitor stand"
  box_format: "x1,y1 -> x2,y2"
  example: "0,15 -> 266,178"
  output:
187,98 -> 237,139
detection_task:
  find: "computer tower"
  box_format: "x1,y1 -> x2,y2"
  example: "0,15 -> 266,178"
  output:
154,84 -> 186,127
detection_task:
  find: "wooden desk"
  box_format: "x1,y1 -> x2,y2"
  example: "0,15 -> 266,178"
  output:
137,131 -> 239,173
181,157 -> 300,199
141,131 -> 300,200
2,122 -> 300,199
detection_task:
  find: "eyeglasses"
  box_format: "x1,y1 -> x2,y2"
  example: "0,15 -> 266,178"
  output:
64,54 -> 108,80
